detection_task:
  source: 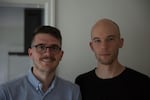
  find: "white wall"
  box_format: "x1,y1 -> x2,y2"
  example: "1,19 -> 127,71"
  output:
0,0 -> 150,83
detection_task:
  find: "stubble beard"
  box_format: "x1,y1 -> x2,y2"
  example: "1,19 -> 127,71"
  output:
96,51 -> 119,65
33,57 -> 57,74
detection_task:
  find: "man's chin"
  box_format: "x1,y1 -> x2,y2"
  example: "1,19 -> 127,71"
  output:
99,59 -> 113,65
41,68 -> 56,73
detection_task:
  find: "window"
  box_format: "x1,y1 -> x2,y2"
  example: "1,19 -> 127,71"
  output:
9,8 -> 44,55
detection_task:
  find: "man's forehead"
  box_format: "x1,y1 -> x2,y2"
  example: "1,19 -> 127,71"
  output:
92,33 -> 118,40
91,27 -> 120,39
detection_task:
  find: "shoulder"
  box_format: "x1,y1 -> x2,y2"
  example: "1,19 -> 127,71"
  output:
124,67 -> 150,80
56,77 -> 80,91
0,76 -> 27,91
75,69 -> 95,83
0,76 -> 28,99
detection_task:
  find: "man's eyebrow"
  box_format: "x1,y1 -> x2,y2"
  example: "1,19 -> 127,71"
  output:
92,35 -> 116,39
34,43 -> 45,46
92,37 -> 100,40
107,34 -> 118,38
50,44 -> 60,47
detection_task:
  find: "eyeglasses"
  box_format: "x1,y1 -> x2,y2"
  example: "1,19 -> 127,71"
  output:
32,44 -> 61,54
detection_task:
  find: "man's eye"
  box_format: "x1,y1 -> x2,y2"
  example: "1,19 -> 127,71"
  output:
94,39 -> 101,43
38,45 -> 46,50
107,37 -> 114,41
51,46 -> 59,50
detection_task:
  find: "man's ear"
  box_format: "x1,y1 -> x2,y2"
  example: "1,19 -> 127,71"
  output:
119,38 -> 124,48
28,48 -> 32,58
89,41 -> 94,51
59,50 -> 64,61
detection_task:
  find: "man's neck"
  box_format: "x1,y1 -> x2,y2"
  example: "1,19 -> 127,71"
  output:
95,62 -> 125,79
33,67 -> 55,92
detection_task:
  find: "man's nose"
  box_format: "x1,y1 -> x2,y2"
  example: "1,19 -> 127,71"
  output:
101,41 -> 108,49
44,48 -> 54,55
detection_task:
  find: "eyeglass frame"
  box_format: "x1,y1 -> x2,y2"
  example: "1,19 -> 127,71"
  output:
31,44 -> 62,54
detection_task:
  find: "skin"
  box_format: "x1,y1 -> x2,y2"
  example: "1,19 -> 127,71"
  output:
90,19 -> 125,79
28,33 -> 63,92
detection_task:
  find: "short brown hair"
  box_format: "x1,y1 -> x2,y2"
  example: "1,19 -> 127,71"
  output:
31,26 -> 62,46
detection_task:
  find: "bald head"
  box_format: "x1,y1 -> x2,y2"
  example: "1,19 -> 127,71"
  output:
91,18 -> 121,38
90,18 -> 124,65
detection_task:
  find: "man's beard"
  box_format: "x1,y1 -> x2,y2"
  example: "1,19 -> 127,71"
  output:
96,51 -> 119,65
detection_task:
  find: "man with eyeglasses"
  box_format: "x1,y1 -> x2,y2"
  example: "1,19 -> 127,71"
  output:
0,26 -> 81,100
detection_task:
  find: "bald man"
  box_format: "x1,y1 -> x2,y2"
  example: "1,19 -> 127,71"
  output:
75,18 -> 150,100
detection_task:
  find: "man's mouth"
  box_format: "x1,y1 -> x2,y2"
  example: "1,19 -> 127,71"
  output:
41,57 -> 55,63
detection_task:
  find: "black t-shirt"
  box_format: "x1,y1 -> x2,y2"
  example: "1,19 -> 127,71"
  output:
75,67 -> 150,100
